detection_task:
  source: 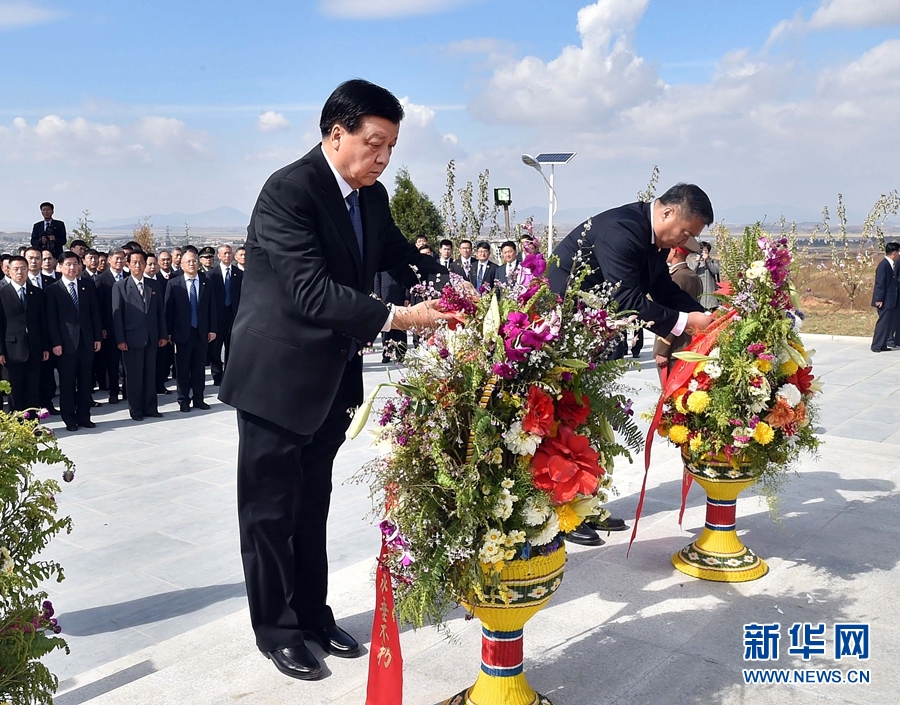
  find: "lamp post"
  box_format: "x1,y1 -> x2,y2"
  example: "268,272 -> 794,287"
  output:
521,152 -> 575,254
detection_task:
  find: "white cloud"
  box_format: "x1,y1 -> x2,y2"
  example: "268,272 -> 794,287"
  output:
768,0 -> 900,43
393,97 -> 461,162
0,2 -> 65,30
320,0 -> 476,19
470,0 -> 663,125
257,110 -> 290,132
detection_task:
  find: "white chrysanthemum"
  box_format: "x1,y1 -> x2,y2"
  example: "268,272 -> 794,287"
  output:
486,528 -> 503,543
704,361 -> 722,379
529,513 -> 561,546
777,383 -> 802,407
521,495 -> 552,526
503,421 -> 541,456
506,530 -> 527,546
501,478 -> 514,490
745,260 -> 768,280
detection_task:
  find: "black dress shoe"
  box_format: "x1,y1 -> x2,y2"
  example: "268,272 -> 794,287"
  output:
108,396 -> 120,404
266,645 -> 322,681
130,413 -> 144,421
564,523 -> 605,546
80,421 -> 96,429
92,401 -> 102,408
65,423 -> 78,432
179,403 -> 192,412
48,407 -> 61,416
193,400 -> 211,410
157,388 -> 173,395
212,377 -> 222,386
146,411 -> 163,418
588,516 -> 629,532
302,624 -> 361,658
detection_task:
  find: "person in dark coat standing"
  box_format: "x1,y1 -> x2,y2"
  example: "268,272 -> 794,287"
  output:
95,249 -> 128,403
165,249 -> 217,412
30,202 -> 66,260
207,244 -> 242,385
471,240 -> 498,291
871,242 -> 900,353
112,251 -> 168,421
548,183 -> 715,546
46,252 -> 102,431
0,256 -> 49,411
218,79 -> 455,682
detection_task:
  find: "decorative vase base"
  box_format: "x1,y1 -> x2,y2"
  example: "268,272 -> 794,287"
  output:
444,688 -> 554,705
672,542 -> 768,583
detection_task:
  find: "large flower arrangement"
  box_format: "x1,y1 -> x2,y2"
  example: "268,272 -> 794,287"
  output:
657,225 -> 821,491
355,252 -> 642,628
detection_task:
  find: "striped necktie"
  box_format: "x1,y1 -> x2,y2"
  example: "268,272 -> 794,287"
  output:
69,281 -> 79,312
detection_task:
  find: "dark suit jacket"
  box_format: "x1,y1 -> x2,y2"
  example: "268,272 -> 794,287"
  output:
470,260 -> 498,290
46,277 -> 102,354
112,277 -> 167,348
454,258 -> 475,280
31,220 -> 66,259
165,273 -> 217,344
208,264 -> 243,322
95,269 -> 126,334
548,201 -> 705,337
871,258 -> 899,309
0,282 -> 49,363
496,261 -> 519,285
219,143 -> 446,435
373,270 -> 409,306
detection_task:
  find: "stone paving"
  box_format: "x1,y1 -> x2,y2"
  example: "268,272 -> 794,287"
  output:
33,334 -> 900,704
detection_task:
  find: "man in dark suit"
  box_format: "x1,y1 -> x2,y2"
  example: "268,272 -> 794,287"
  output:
145,253 -> 173,394
871,242 -> 900,352
472,240 -> 498,291
165,249 -> 216,411
96,249 -> 128,403
30,202 -> 66,260
218,79 -> 456,682
495,240 -> 519,284
0,256 -> 49,411
455,239 -> 474,279
46,252 -> 103,431
24,246 -> 59,413
112,251 -> 167,421
548,183 -> 715,545
208,244 -> 242,385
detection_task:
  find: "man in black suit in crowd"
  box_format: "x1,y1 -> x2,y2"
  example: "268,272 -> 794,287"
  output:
24,247 -> 59,413
218,79 -> 455,682
455,238 -> 474,279
0,256 -> 49,411
548,183 -> 715,545
31,202 -> 66,260
46,252 -> 102,431
871,242 -> 900,352
495,240 -> 519,284
472,240 -> 498,291
165,249 -> 216,412
208,244 -> 242,385
96,248 -> 128,403
145,253 -> 173,394
112,251 -> 167,421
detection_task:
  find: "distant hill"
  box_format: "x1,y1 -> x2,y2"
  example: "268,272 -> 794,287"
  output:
95,206 -> 250,230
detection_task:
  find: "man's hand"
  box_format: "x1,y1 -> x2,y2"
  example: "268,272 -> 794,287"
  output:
876,301 -> 883,308
93,341 -> 101,352
52,346 -> 63,357
102,329 -> 108,340
655,354 -> 668,369
117,342 -> 128,351
42,351 -> 49,361
390,300 -> 466,331
158,339 -> 167,347
685,311 -> 712,335
208,332 -> 216,342
0,355 -> 5,365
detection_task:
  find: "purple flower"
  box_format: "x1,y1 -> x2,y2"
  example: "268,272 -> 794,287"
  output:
560,372 -> 573,382
492,362 -> 517,379
397,435 -> 408,447
501,311 -> 529,339
521,253 -> 547,277
38,408 -> 50,420
62,469 -> 75,483
504,339 -> 531,362
42,601 -> 54,617
438,348 -> 450,359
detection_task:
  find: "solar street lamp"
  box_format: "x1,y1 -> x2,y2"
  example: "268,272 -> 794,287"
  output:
521,152 -> 576,253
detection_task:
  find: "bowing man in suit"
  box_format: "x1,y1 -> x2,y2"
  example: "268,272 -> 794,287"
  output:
0,256 -> 49,411
112,251 -> 168,421
472,240 -> 498,291
208,244 -> 242,385
548,183 -> 715,546
871,242 -> 900,352
30,202 -> 66,260
165,250 -> 217,412
218,79 -> 456,682
46,252 -> 103,431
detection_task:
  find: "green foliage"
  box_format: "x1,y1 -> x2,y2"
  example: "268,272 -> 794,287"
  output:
390,167 -> 444,245
0,397 -> 75,705
637,165 -> 660,203
69,210 -> 95,249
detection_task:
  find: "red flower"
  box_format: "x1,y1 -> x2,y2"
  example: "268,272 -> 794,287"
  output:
787,366 -> 814,394
531,425 -> 605,505
556,390 -> 590,427
693,371 -> 712,390
522,386 -> 556,437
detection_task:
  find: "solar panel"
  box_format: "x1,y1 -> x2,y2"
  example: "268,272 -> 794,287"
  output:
535,152 -> 576,164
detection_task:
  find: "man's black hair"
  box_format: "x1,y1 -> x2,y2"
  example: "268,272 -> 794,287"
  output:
127,250 -> 146,264
319,79 -> 405,137
40,201 -> 54,210
500,240 -> 517,251
658,183 -> 714,226
439,239 -> 453,249
886,242 -> 900,255
59,250 -> 81,264
475,241 -> 491,250
70,239 -> 87,249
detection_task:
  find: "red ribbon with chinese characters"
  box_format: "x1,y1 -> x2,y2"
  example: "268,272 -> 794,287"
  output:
365,540 -> 403,705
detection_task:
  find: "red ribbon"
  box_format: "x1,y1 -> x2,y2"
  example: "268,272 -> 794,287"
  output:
365,539 -> 404,705
628,308 -> 738,557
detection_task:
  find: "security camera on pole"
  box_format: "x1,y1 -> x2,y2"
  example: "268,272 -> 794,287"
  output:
521,152 -> 576,253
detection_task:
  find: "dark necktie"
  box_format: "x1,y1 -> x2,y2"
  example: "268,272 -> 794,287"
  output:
346,191 -> 364,258
477,264 -> 485,288
19,286 -> 26,310
189,278 -> 198,328
224,267 -> 232,307
69,281 -> 79,312
45,221 -> 49,232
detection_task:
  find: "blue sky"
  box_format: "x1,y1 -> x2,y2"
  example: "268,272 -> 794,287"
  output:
1,0 -> 899,229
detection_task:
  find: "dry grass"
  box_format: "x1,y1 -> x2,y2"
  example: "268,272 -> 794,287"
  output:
802,305 -> 876,337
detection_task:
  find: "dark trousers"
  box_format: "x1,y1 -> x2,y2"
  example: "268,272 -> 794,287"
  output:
872,306 -> 898,351
380,329 -> 407,361
236,398 -> 352,652
123,345 -> 158,416
57,341 -> 94,426
156,342 -> 174,391
6,358 -> 41,411
102,338 -> 124,398
209,308 -> 234,382
174,329 -> 208,403
39,356 -> 56,409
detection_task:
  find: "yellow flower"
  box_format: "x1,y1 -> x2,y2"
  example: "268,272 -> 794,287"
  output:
668,424 -> 689,445
753,422 -> 774,445
686,390 -> 710,413
555,503 -> 582,533
779,360 -> 799,376
674,395 -> 687,413
689,434 -> 704,452
695,361 -> 707,373
753,359 -> 773,373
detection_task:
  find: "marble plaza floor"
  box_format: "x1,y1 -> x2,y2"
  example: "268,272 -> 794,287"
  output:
34,333 -> 900,704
